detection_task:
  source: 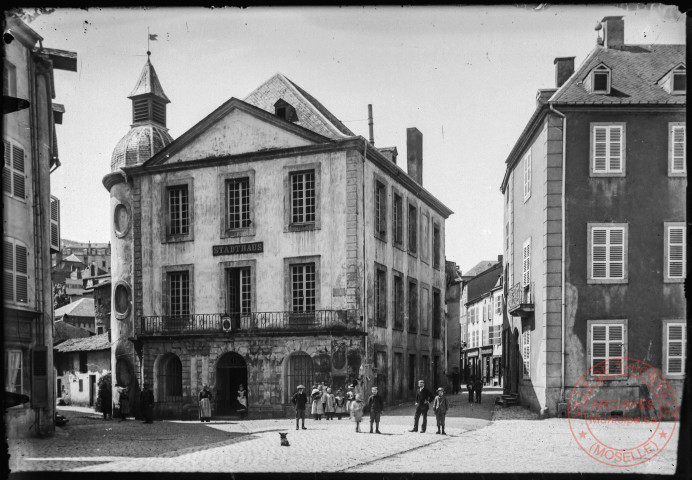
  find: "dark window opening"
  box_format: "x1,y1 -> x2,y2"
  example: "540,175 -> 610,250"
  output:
79,352 -> 88,373
673,72 -> 686,92
593,71 -> 609,92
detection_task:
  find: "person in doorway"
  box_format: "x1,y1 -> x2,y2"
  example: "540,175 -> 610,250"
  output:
351,393 -> 364,432
199,384 -> 212,422
140,383 -> 155,424
310,386 -> 323,420
433,387 -> 449,435
367,386 -> 384,434
467,376 -> 475,403
99,380 -> 112,420
325,387 -> 336,420
474,376 -> 483,403
116,384 -> 130,422
334,389 -> 346,420
409,380 -> 434,433
291,385 -> 308,430
237,384 -> 248,419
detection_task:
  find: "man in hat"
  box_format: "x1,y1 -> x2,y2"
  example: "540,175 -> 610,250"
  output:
432,387 -> 449,435
409,380 -> 434,433
140,383 -> 155,424
291,385 -> 308,430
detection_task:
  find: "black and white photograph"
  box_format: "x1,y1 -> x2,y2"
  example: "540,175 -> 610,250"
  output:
2,4 -> 688,477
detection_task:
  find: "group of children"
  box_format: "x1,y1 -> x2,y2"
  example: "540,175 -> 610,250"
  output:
291,382 -> 450,434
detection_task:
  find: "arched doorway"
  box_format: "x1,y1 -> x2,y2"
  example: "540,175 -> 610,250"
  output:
216,352 -> 248,416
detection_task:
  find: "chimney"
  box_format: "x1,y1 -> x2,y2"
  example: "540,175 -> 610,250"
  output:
497,254 -> 503,264
554,57 -> 575,88
406,127 -> 423,185
368,104 -> 374,146
601,16 -> 624,49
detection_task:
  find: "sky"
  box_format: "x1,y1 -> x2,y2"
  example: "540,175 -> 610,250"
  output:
21,5 -> 686,274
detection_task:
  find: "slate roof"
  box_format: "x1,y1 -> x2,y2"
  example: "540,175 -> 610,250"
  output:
551,44 -> 686,105
128,58 -> 171,102
466,263 -> 502,304
464,260 -> 499,278
63,254 -> 85,264
55,333 -> 110,353
54,321 -> 93,345
243,73 -> 354,140
54,297 -> 95,319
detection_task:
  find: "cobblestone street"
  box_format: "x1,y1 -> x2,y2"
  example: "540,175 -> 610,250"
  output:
6,389 -> 680,475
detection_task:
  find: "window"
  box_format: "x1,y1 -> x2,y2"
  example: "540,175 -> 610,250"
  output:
408,203 -> 417,254
663,320 -> 686,376
393,271 -> 404,330
523,151 -> 532,201
592,64 -> 611,94
421,210 -> 430,263
227,178 -> 250,229
591,124 -> 625,176
421,286 -> 430,333
167,270 -> 190,317
482,304 -> 487,323
672,66 -> 686,94
227,267 -> 252,314
522,238 -> 531,287
79,379 -> 84,392
669,124 -> 686,176
522,329 -> 531,379
5,350 -> 22,394
588,224 -> 628,283
374,180 -> 387,241
3,60 -> 16,96
433,223 -> 441,269
489,325 -> 501,345
408,354 -> 416,391
588,320 -> 626,376
4,238 -> 28,304
163,179 -> 194,242
408,278 -> 418,333
291,263 -> 316,312
286,352 -> 314,401
79,352 -> 88,373
432,289 -> 441,339
284,164 -> 321,232
3,140 -> 26,201
157,353 -> 182,402
495,295 -> 502,315
664,223 -> 686,282
374,263 -> 387,327
393,192 -> 404,247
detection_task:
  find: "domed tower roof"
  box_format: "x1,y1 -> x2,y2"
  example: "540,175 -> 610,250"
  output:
111,55 -> 173,172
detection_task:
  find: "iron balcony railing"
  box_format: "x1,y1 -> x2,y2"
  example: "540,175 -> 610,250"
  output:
137,310 -> 362,336
506,282 -> 535,317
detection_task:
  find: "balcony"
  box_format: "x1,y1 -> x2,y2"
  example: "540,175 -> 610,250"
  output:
137,310 -> 363,337
507,282 -> 534,317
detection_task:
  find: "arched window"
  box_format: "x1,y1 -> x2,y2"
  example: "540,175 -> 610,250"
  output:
157,353 -> 182,402
285,352 -> 314,402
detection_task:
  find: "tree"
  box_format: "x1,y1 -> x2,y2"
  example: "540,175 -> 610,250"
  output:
94,372 -> 112,416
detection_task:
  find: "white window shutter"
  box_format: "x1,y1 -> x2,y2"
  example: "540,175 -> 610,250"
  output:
667,323 -> 686,374
14,243 -> 27,303
523,239 -> 531,286
593,126 -> 608,172
608,324 -> 623,374
592,325 -> 607,373
3,140 -> 11,194
523,151 -> 532,199
668,226 -> 686,279
3,240 -> 14,301
671,126 -> 686,173
50,196 -> 61,253
12,144 -> 25,199
608,228 -> 625,279
608,126 -> 623,172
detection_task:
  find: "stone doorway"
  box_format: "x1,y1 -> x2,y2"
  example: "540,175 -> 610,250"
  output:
216,352 -> 248,416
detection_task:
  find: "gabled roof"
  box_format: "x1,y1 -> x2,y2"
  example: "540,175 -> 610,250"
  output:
551,44 -> 686,105
55,333 -> 110,353
128,57 -> 170,103
63,254 -> 85,264
54,320 -> 93,345
54,297 -> 95,319
464,260 -> 499,278
466,263 -> 503,304
243,73 -> 354,139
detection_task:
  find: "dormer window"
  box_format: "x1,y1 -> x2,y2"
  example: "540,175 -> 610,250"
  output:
274,99 -> 298,123
672,66 -> 686,94
592,64 -> 611,94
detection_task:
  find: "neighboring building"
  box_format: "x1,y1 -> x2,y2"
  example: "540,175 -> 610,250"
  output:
464,259 -> 503,385
93,279 -> 111,335
53,320 -> 92,346
54,297 -> 96,333
51,253 -> 85,284
54,334 -> 111,407
103,56 -> 452,419
3,14 -> 76,437
500,16 -> 686,416
444,260 -> 462,393
55,240 -> 111,273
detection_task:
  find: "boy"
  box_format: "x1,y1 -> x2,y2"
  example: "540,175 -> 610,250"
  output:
432,387 -> 449,435
291,385 -> 308,430
367,386 -> 384,434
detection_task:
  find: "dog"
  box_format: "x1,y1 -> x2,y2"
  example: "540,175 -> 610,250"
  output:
279,432 -> 290,447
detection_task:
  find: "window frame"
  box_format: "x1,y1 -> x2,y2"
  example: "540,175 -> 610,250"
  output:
284,163 -> 321,232
3,237 -> 29,305
522,237 -> 531,287
432,287 -> 442,339
161,178 -> 194,243
407,276 -> 418,333
432,221 -> 441,270
671,67 -> 686,95
587,319 -> 627,378
219,170 -> 256,238
521,328 -> 531,379
591,64 -> 611,94
374,176 -> 387,242
219,259 -> 257,314
420,283 -> 430,335
3,139 -> 27,202
668,123 -> 686,176
523,150 -> 532,202
5,349 -> 23,395
392,270 -> 404,331
162,264 -> 194,317
392,188 -> 405,250
407,200 -> 418,257
662,319 -> 686,378
664,222 -> 686,283
3,60 -> 17,97
420,209 -> 430,264
587,223 -> 628,284
374,262 -> 387,328
590,123 -> 626,177
283,255 -> 321,313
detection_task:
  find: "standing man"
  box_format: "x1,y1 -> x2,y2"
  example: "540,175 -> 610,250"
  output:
367,386 -> 384,434
467,376 -> 475,403
409,380 -> 434,433
474,376 -> 483,403
291,385 -> 308,430
140,383 -> 155,424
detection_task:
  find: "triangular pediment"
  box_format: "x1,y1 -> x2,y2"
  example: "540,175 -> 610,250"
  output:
146,98 -> 330,166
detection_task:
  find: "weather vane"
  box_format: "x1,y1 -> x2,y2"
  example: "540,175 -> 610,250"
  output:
147,26 -> 158,56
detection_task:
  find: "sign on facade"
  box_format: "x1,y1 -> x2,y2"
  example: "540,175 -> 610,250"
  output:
212,242 -> 264,256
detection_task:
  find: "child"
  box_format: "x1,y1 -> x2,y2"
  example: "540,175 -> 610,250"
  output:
367,386 -> 384,434
351,393 -> 364,432
291,385 -> 308,430
311,386 -> 323,420
324,387 -> 336,420
334,389 -> 346,420
346,386 -> 355,419
433,387 -> 449,435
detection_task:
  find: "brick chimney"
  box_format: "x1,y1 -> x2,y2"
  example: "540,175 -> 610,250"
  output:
554,57 -> 575,88
406,127 -> 423,185
602,16 -> 624,49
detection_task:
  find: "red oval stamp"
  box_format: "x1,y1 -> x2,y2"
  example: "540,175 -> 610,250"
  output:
568,358 -> 678,467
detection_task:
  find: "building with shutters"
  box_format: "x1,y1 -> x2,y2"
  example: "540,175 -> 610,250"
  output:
103,55 -> 452,419
500,16 -> 686,416
3,14 -> 76,437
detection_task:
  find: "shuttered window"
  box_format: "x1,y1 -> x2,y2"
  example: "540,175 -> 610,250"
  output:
665,223 -> 686,282
374,264 -> 387,327
665,322 -> 686,376
592,124 -> 624,175
374,180 -> 387,239
670,124 -> 686,175
522,330 -> 530,379
3,140 -> 26,200
522,238 -> 531,286
590,323 -> 625,375
589,224 -> 627,282
3,238 -> 28,304
523,151 -> 531,201
50,196 -> 60,252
